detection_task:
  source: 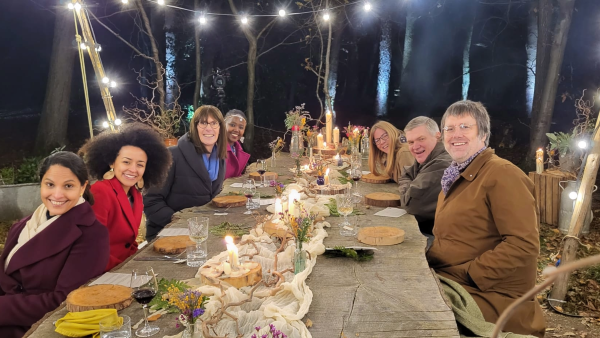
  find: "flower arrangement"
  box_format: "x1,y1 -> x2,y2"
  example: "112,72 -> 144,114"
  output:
284,104 -> 321,145
269,137 -> 285,155
166,288 -> 208,327
343,123 -> 368,144
280,205 -> 316,244
251,324 -> 288,338
274,182 -> 285,196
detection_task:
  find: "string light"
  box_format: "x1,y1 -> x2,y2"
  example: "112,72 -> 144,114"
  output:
67,3 -> 74,9
198,15 -> 207,25
241,16 -> 249,24
278,9 -> 286,17
122,0 -> 128,3
74,3 -> 81,10
157,0 -> 165,5
114,119 -> 122,126
364,2 -> 372,11
95,44 -> 102,52
102,77 -> 110,84
110,81 -> 117,88
578,140 -> 588,149
80,43 -> 87,50
323,12 -> 330,21
102,121 -> 110,129
569,191 -> 578,200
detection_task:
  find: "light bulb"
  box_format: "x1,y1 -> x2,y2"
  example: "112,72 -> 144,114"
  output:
102,77 -> 109,84
578,140 -> 588,149
279,9 -> 286,17
157,0 -> 165,5
114,119 -> 122,126
323,13 -> 330,21
241,16 -> 248,24
80,43 -> 87,50
67,3 -> 74,9
102,121 -> 110,129
122,0 -> 128,3
95,45 -> 102,52
110,81 -> 117,88
364,2 -> 372,11
569,191 -> 578,200
74,3 -> 81,10
199,16 -> 207,24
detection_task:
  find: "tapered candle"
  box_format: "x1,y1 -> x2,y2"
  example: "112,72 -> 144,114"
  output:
317,133 -> 324,149
326,111 -> 333,145
536,148 -> 543,174
333,127 -> 340,146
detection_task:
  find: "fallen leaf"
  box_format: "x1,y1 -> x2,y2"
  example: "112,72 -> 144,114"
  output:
147,313 -> 162,321
563,332 -> 576,337
305,318 -> 313,328
552,229 -> 561,234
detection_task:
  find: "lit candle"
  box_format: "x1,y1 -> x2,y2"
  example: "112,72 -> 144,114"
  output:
274,198 -> 282,221
324,168 -> 330,185
317,133 -> 324,149
288,189 -> 300,218
225,236 -> 239,268
333,127 -> 340,146
536,148 -> 543,174
323,141 -> 327,150
326,111 -> 333,145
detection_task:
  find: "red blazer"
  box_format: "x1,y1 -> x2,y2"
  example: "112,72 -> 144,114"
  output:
91,177 -> 143,271
0,203 -> 109,338
225,141 -> 250,179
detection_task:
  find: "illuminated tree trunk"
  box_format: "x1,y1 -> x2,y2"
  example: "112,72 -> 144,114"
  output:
193,0 -> 202,110
525,2 -> 538,116
327,21 -> 345,123
376,18 -> 392,116
136,0 -> 165,110
165,10 -> 176,106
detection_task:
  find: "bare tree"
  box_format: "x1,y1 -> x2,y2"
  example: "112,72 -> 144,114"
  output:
193,0 -> 202,110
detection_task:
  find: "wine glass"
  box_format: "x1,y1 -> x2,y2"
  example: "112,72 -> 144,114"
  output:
257,159 -> 267,187
188,216 -> 208,243
336,193 -> 354,236
242,179 -> 256,215
350,167 -> 363,204
131,268 -> 159,337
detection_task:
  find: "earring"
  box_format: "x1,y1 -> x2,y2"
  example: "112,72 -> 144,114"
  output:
136,177 -> 144,189
103,168 -> 115,180
240,137 -> 245,143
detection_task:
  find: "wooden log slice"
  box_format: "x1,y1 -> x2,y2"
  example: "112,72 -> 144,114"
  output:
357,226 -> 405,246
66,284 -> 133,312
248,171 -> 278,181
311,184 -> 349,195
200,261 -> 262,289
153,235 -> 195,255
212,195 -> 247,208
361,173 -> 391,184
263,220 -> 291,238
364,192 -> 401,207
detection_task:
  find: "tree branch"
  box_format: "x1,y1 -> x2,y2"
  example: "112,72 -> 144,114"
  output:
88,11 -> 154,61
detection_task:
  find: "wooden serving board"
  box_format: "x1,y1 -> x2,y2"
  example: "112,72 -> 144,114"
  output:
66,284 -> 133,312
200,261 -> 262,289
364,192 -> 401,207
248,171 -> 278,181
153,235 -> 195,255
361,173 -> 391,184
357,227 -> 405,246
212,195 -> 247,208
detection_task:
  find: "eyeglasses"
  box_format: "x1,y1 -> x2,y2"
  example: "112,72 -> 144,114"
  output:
198,121 -> 220,129
373,133 -> 389,145
442,123 -> 476,134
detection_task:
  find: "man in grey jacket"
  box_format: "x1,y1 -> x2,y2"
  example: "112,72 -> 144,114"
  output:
399,117 -> 452,240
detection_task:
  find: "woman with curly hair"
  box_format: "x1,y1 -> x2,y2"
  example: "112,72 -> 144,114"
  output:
80,123 -> 171,270
144,105 -> 227,241
368,121 -> 414,183
224,109 -> 250,179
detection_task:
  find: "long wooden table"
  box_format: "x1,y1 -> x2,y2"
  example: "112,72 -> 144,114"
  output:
26,155 -> 459,338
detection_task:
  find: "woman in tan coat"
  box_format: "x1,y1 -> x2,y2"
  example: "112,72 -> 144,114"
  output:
368,121 -> 414,182
426,100 -> 545,337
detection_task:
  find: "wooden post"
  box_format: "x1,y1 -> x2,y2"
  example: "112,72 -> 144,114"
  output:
549,119 -> 600,301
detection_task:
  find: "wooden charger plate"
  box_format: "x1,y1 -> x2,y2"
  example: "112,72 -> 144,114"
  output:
248,171 -> 278,181
66,284 -> 133,312
153,235 -> 195,255
212,195 -> 247,208
358,226 -> 405,246
361,173 -> 391,184
364,192 -> 401,207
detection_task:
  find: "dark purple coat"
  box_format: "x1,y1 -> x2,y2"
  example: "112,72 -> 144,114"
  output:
0,202 -> 109,338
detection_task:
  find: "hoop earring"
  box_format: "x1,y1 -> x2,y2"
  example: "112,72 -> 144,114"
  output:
136,177 -> 144,189
103,168 -> 115,180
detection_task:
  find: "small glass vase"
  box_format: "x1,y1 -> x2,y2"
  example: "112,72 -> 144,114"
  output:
294,240 -> 308,274
182,321 -> 201,338
271,151 -> 277,168
316,176 -> 325,186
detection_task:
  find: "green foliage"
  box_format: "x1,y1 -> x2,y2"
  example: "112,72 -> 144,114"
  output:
337,169 -> 351,185
325,198 -> 365,217
149,278 -> 189,313
0,167 -> 15,185
546,131 -> 576,157
16,157 -> 43,184
186,105 -> 194,123
324,246 -> 374,261
209,222 -> 251,238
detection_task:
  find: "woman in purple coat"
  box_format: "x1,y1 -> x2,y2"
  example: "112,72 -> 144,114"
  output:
0,152 -> 109,338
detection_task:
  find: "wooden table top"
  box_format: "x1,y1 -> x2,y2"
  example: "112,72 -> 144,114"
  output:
25,155 -> 458,338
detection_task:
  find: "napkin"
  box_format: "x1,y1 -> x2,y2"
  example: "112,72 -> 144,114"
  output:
157,228 -> 189,237
229,183 -> 244,188
55,309 -> 121,338
374,207 -> 407,218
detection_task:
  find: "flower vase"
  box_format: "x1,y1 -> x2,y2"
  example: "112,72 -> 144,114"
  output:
182,321 -> 201,338
271,151 -> 277,168
294,240 -> 307,274
316,176 -> 325,186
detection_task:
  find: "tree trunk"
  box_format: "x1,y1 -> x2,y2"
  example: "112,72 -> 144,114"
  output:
525,1 -> 539,116
136,0 -> 165,110
35,9 -> 75,153
323,0 -> 333,115
462,2 -> 476,101
396,4 -> 416,105
376,18 -> 392,116
327,22 -> 345,124
193,0 -> 202,110
531,0 -> 553,126
245,38 -> 257,154
165,10 -> 177,106
529,0 -> 575,158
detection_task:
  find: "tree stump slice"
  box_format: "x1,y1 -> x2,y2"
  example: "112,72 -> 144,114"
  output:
357,226 -> 405,246
66,284 -> 133,312
153,235 -> 195,255
364,192 -> 401,207
249,171 -> 278,181
212,195 -> 247,208
199,261 -> 262,289
361,173 -> 391,184
263,220 -> 291,238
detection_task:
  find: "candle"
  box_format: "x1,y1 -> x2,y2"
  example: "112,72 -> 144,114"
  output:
336,154 -> 343,166
288,189 -> 300,218
333,127 -> 340,146
324,168 -> 330,185
323,141 -> 327,150
317,133 -> 324,149
223,262 -> 232,275
274,198 -> 282,220
536,148 -> 544,174
326,111 -> 333,145
225,236 -> 239,268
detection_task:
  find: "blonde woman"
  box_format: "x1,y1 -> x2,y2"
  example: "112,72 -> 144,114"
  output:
368,121 -> 414,182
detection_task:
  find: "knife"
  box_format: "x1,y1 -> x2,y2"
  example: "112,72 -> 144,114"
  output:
134,257 -> 182,261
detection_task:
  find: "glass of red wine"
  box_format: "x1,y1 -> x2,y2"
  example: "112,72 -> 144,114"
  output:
131,268 -> 160,337
351,167 -> 363,204
257,159 -> 267,187
242,179 -> 256,215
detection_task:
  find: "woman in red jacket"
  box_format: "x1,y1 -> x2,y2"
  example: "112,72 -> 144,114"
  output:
80,123 -> 171,271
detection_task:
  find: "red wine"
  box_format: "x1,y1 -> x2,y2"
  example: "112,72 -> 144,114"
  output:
132,289 -> 156,305
352,177 -> 361,181
257,170 -> 266,175
244,193 -> 254,198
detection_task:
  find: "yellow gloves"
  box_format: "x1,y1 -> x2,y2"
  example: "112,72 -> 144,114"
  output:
55,309 -> 123,338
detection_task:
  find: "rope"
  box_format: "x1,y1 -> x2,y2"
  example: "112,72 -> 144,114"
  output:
73,10 -> 94,139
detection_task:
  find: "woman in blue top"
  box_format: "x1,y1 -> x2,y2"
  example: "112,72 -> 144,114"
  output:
144,105 -> 227,240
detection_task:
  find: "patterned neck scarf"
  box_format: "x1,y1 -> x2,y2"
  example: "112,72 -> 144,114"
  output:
441,147 -> 487,195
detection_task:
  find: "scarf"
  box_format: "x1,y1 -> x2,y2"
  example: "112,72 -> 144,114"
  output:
4,197 -> 85,271
203,146 -> 220,181
441,147 -> 487,195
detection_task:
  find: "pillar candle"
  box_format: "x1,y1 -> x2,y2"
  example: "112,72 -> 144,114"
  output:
273,198 -> 283,221
323,141 -> 327,150
326,111 -> 333,145
324,168 -> 330,185
317,133 -> 324,149
288,189 -> 300,218
536,148 -> 543,174
223,262 -> 232,275
225,236 -> 239,268
333,127 -> 340,146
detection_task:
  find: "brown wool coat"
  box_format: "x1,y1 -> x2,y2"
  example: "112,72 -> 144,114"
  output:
392,143 -> 415,183
426,148 -> 546,337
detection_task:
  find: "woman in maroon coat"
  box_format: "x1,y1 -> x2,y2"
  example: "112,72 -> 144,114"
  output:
80,123 -> 171,271
0,152 -> 109,338
224,110 -> 250,179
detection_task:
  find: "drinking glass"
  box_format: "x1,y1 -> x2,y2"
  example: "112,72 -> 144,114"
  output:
188,217 -> 208,243
350,167 -> 363,204
186,241 -> 207,267
250,192 -> 261,210
336,193 -> 354,235
257,160 -> 267,187
242,179 -> 256,215
100,315 -> 131,338
130,268 -> 159,337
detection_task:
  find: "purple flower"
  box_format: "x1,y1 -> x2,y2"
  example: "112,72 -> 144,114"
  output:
282,334 -> 287,338
251,335 -> 257,338
192,308 -> 204,318
269,323 -> 276,332
262,335 -> 268,338
255,326 -> 261,332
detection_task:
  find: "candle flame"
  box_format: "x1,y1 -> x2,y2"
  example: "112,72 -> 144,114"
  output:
323,142 -> 327,148
325,168 -> 330,175
225,236 -> 233,244
537,148 -> 542,151
334,126 -> 338,130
